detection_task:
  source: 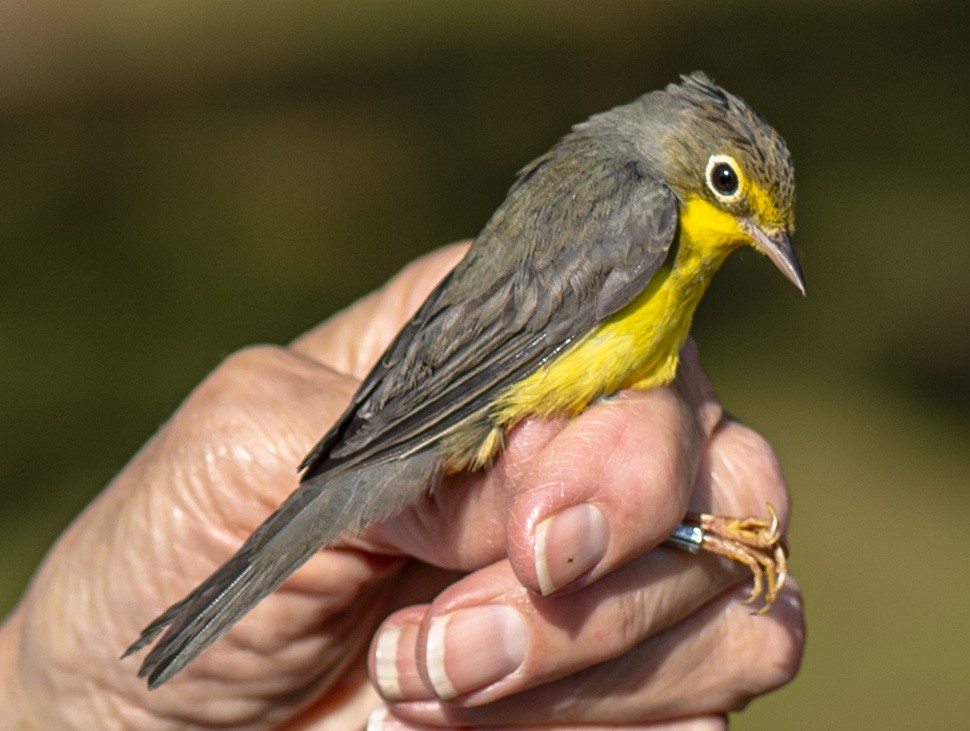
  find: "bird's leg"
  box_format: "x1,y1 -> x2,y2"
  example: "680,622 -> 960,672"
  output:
664,503 -> 788,613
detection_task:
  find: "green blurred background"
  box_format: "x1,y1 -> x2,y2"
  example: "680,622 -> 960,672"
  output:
2,1 -> 968,727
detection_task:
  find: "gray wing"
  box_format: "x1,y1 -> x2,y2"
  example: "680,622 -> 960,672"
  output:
301,155 -> 678,477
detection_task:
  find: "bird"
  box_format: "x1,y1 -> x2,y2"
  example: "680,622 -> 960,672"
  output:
124,72 -> 804,689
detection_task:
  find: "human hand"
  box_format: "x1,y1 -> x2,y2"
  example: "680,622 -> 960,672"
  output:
361,307 -> 804,728
0,244 -> 803,729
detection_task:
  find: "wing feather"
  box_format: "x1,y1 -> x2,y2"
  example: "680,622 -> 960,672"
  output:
302,154 -> 678,478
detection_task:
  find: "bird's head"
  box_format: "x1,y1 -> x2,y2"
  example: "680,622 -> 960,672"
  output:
647,72 -> 805,294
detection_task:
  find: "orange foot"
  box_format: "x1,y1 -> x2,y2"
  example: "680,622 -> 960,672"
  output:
666,503 -> 788,613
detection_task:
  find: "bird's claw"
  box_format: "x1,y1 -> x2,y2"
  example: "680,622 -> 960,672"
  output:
673,503 -> 788,613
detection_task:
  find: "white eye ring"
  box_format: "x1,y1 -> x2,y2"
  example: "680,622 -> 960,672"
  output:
705,154 -> 743,202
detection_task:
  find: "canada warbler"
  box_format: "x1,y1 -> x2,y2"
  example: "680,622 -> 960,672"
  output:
125,72 -> 804,688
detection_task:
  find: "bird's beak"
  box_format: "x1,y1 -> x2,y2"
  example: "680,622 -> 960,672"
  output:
740,219 -> 806,296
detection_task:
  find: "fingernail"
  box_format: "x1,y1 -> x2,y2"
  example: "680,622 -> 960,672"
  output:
375,621 -> 426,701
426,604 -> 527,700
367,706 -> 427,731
366,706 -> 389,731
534,503 -> 609,595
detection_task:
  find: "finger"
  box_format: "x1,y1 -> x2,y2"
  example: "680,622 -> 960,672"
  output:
370,545 -> 738,706
503,340 -> 723,596
291,243 -> 469,376
381,580 -> 804,728
368,705 -> 727,731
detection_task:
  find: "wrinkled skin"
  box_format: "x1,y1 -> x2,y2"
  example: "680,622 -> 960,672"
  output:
0,244 -> 803,730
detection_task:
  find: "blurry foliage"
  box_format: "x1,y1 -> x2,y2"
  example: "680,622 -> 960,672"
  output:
1,1 -> 968,728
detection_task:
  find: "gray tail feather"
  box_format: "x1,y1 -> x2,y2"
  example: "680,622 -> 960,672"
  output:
122,449 -> 441,688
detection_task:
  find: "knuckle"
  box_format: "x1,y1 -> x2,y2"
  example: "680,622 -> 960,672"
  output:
732,586 -> 806,698
732,425 -> 783,481
752,616 -> 805,694
173,345 -> 295,443
188,345 -> 292,411
209,345 -> 292,391
613,588 -> 650,650
716,422 -> 790,522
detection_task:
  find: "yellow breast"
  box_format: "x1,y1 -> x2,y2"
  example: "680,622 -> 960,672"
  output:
440,196 -> 748,471
492,195 -> 744,425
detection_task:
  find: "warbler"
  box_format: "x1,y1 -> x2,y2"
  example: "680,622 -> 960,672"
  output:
125,72 -> 804,688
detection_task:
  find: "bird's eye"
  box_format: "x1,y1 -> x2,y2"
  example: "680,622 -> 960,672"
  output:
711,163 -> 738,194
705,154 -> 742,201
